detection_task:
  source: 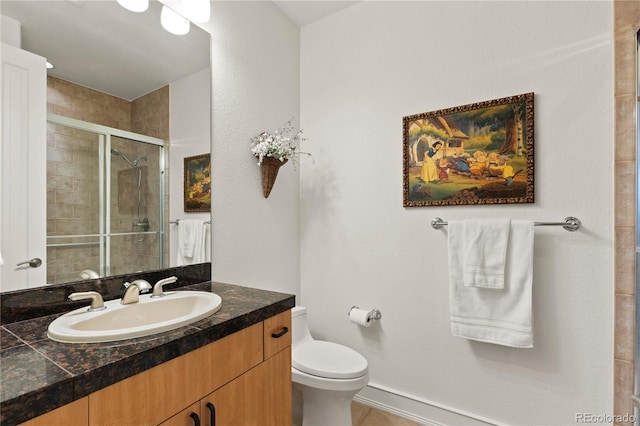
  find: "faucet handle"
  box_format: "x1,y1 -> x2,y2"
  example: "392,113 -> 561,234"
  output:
69,291 -> 106,312
151,276 -> 178,298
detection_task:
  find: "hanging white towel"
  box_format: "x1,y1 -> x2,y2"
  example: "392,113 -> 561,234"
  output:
463,218 -> 510,289
448,219 -> 534,348
176,219 -> 206,266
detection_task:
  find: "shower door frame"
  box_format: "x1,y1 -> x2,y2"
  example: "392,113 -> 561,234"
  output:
46,113 -> 166,278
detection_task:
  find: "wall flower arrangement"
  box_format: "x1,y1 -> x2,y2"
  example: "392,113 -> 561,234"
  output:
250,118 -> 312,197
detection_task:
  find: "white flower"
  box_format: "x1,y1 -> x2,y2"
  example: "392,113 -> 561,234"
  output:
250,118 -> 312,167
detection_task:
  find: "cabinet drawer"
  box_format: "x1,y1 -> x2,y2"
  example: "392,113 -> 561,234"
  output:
89,323 -> 263,426
263,309 -> 291,359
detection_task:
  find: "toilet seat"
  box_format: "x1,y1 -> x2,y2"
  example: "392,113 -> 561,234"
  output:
292,340 -> 368,379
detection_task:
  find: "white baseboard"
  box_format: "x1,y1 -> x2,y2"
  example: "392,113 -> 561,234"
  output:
353,383 -> 500,426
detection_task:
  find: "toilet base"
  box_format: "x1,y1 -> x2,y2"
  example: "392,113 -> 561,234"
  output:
293,382 -> 359,426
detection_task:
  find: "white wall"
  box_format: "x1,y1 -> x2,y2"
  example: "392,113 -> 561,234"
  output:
203,2 -> 301,297
300,1 -> 614,425
1,15 -> 21,48
169,67 -> 212,265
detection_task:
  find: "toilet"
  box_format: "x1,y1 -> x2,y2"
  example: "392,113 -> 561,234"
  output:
291,306 -> 369,426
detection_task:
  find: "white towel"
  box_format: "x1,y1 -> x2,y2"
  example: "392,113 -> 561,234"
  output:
448,219 -> 534,348
463,218 -> 510,289
176,219 -> 206,266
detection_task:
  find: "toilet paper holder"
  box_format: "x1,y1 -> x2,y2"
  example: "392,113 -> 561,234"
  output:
349,306 -> 382,322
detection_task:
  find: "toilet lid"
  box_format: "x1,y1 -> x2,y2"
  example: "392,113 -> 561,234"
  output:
292,341 -> 368,379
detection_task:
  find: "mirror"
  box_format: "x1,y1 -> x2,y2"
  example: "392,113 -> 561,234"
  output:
0,0 -> 211,290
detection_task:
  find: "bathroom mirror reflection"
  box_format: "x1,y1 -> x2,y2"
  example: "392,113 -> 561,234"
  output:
0,0 -> 211,290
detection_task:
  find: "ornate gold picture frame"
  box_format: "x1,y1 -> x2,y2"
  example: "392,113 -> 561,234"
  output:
403,92 -> 534,207
184,153 -> 211,212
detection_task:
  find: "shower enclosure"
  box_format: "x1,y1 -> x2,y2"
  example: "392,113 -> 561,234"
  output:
46,114 -> 165,284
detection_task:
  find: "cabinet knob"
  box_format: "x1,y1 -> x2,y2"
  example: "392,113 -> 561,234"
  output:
190,412 -> 201,426
206,402 -> 216,426
271,326 -> 289,339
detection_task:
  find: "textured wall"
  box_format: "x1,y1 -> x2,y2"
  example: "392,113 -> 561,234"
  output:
300,2 -> 614,424
202,1 -> 301,297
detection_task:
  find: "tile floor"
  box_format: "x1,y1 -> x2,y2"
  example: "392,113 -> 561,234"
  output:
352,401 -> 421,426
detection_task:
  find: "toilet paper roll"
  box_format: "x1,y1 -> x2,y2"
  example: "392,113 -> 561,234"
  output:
349,308 -> 372,327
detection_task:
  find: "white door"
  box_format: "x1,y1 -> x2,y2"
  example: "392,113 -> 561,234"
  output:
0,43 -> 47,291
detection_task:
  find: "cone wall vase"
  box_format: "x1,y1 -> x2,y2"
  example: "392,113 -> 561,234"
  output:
261,157 -> 287,198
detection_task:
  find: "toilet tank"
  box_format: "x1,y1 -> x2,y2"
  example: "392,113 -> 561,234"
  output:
291,306 -> 313,347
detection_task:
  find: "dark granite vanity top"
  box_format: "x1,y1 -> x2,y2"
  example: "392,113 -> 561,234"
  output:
0,274 -> 295,425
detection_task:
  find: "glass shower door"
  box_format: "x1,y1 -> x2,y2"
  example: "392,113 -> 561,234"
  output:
46,115 -> 165,284
108,136 -> 163,276
46,123 -> 102,284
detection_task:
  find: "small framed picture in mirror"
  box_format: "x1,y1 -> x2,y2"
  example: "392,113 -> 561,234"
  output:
184,154 -> 211,212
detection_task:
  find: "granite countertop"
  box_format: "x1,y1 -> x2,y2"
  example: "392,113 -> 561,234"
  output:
0,281 -> 295,425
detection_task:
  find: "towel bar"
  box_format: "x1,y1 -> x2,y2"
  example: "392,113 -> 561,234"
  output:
430,217 -> 581,232
170,219 -> 211,225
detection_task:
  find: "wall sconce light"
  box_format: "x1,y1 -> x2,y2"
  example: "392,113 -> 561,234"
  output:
161,5 -> 190,35
116,0 -> 149,13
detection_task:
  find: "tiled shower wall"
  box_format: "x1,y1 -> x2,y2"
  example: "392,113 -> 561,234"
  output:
614,2 -> 638,424
132,86 -> 169,140
46,77 -> 169,284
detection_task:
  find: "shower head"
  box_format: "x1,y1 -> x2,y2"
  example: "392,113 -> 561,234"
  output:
134,156 -> 148,166
111,148 -> 147,167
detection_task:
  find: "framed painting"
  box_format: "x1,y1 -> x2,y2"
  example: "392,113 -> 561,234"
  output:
403,92 -> 534,207
184,153 -> 211,212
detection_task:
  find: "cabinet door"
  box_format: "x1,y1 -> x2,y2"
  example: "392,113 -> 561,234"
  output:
263,309 -> 291,360
19,397 -> 88,426
262,347 -> 292,426
158,403 -> 200,426
203,348 -> 291,426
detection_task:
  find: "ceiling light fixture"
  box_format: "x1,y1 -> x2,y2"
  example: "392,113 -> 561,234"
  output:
181,0 -> 210,24
161,5 -> 190,35
116,0 -> 149,13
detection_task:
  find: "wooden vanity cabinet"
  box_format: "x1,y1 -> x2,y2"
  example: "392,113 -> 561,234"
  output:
18,311 -> 292,426
91,310 -> 291,426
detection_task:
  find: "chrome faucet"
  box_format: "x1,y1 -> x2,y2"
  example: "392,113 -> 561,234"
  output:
151,276 -> 178,298
121,279 -> 152,305
69,291 -> 106,311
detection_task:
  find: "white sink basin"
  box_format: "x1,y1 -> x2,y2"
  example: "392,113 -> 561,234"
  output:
47,291 -> 222,343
